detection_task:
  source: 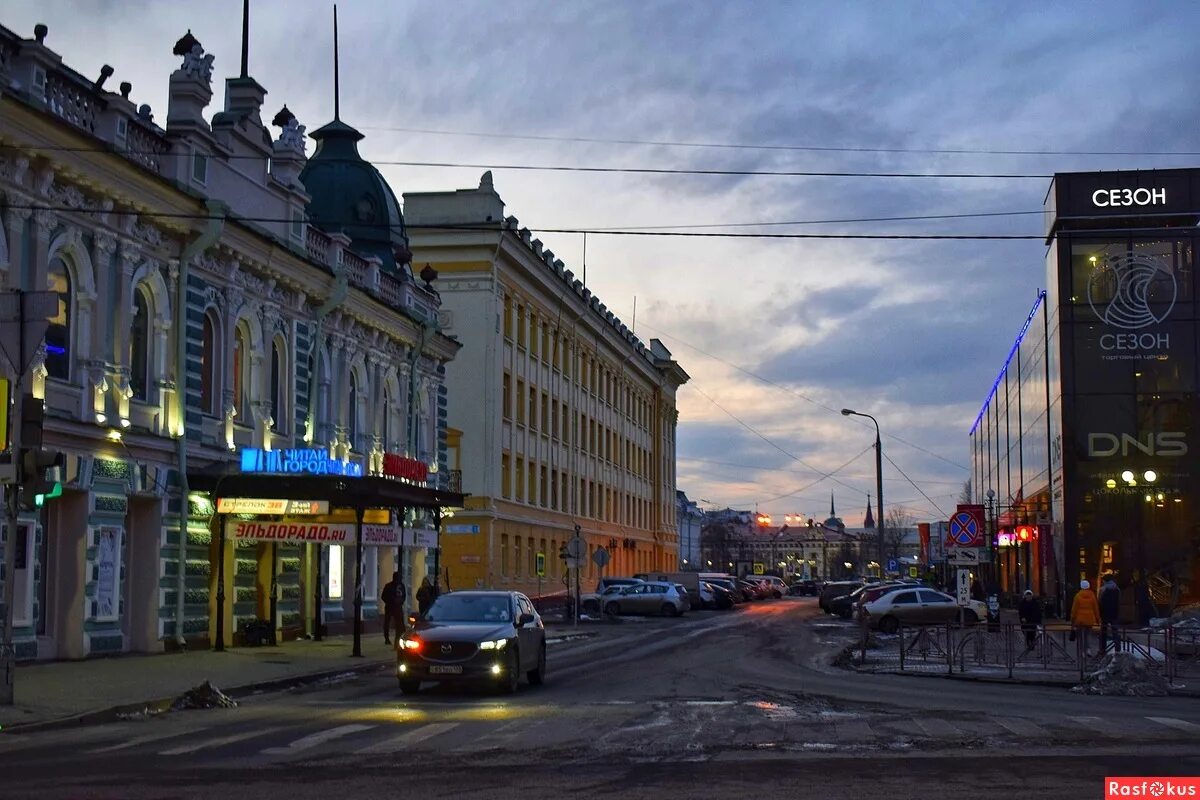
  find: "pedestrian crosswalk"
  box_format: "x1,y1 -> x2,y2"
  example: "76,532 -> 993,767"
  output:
6,703 -> 1200,766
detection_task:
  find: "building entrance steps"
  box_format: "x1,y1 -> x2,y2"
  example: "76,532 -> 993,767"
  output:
0,635 -> 396,733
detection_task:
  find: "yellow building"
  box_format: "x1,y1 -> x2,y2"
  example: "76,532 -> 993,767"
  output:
406,173 -> 690,598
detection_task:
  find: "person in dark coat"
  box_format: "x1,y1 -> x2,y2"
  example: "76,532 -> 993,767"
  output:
416,577 -> 435,616
970,578 -> 985,602
380,571 -> 406,645
1098,574 -> 1121,654
1133,572 -> 1156,628
1017,589 -> 1042,651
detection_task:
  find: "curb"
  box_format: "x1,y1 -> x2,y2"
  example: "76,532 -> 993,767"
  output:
0,657 -> 392,735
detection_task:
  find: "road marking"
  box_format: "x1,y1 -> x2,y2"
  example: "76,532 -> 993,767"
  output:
261,723 -> 375,756
913,718 -> 960,738
355,722 -> 459,754
994,718 -> 1048,738
1067,715 -> 1122,737
87,727 -> 204,754
1147,717 -> 1200,734
686,700 -> 736,706
158,726 -> 284,756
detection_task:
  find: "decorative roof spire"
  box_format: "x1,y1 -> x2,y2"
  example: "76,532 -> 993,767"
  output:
240,0 -> 250,78
333,4 -> 341,121
864,494 -> 874,528
830,492 -> 835,518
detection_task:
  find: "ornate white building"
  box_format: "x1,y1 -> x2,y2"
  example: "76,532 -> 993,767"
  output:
0,20 -> 457,659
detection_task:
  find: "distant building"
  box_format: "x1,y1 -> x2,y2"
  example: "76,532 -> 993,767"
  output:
675,491 -> 703,569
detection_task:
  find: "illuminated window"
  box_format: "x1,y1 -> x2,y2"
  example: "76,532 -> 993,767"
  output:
45,256 -> 71,380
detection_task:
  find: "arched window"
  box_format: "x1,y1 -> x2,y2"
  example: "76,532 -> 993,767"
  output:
200,312 -> 219,415
45,256 -> 71,380
232,324 -> 248,421
129,288 -> 150,401
347,372 -> 358,449
382,388 -> 391,452
270,338 -> 287,432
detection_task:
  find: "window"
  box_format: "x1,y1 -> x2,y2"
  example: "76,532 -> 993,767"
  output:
290,208 -> 305,240
892,591 -> 919,605
501,454 -> 511,499
200,312 -> 219,415
232,324 -> 248,421
129,288 -> 150,401
502,373 -> 511,419
270,339 -> 286,432
514,537 -> 522,578
920,591 -> 952,604
192,151 -> 208,185
45,256 -> 71,380
501,534 -> 509,576
348,372 -> 358,448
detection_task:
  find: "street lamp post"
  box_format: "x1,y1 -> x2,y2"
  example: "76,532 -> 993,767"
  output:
842,409 -> 884,569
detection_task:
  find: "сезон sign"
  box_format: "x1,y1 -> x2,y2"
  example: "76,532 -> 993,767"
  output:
1092,188 -> 1166,207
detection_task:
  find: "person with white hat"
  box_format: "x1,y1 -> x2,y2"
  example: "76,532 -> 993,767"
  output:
1070,579 -> 1100,656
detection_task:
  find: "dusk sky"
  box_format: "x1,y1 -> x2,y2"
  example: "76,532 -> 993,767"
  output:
7,1 -> 1199,524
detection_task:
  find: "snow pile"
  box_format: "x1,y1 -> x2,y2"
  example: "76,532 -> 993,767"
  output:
171,680 -> 239,710
1072,652 -> 1170,696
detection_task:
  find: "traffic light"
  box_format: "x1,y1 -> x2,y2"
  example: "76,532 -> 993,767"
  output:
558,543 -> 569,561
19,447 -> 65,510
1015,525 -> 1037,543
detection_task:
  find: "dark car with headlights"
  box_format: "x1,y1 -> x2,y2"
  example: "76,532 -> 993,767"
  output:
396,591 -> 546,695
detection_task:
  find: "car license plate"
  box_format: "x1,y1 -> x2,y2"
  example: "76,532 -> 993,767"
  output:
429,665 -> 463,675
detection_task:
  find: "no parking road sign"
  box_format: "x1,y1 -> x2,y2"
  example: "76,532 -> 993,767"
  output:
946,505 -> 986,548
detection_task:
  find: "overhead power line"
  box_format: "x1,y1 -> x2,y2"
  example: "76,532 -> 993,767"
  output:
2,203 -> 1044,241
358,124 -> 1200,159
0,144 -> 1050,179
883,450 -> 949,519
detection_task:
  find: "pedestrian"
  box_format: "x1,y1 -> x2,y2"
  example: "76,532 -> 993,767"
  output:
1133,571 -> 1155,628
380,571 -> 406,645
1017,589 -> 1042,651
416,576 -> 435,616
1098,573 -> 1121,655
1070,579 -> 1100,656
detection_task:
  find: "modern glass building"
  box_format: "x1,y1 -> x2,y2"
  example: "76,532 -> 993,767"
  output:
971,168 -> 1199,618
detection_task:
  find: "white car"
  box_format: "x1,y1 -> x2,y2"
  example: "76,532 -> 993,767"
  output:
864,587 -> 986,633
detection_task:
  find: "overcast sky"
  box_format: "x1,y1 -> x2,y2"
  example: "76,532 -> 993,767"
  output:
6,1 -> 1199,524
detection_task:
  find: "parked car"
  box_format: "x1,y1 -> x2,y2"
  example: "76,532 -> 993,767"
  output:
739,578 -> 769,600
674,584 -> 694,612
580,577 -> 644,614
396,591 -> 546,695
863,588 -> 986,633
704,582 -> 736,610
828,586 -> 868,619
818,581 -> 863,613
704,577 -> 746,604
753,575 -> 787,598
788,580 -> 821,596
603,581 -> 689,617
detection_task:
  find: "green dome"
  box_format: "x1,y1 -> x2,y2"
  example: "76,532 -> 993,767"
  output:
299,119 -> 411,272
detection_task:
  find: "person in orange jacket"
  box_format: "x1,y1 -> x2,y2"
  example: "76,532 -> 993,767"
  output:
1070,579 -> 1101,655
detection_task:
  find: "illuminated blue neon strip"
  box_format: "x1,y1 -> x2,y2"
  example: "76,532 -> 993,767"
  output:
239,448 -> 363,477
969,290 -> 1046,435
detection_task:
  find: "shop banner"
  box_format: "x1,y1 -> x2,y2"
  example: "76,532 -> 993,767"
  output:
226,519 -> 420,547
227,520 -> 354,544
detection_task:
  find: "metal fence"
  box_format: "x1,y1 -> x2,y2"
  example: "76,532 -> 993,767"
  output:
857,621 -> 1199,683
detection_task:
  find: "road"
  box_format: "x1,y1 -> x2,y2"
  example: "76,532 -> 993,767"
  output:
3,598 -> 1198,799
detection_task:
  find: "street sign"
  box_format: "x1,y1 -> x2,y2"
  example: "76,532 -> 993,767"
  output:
216,497 -> 330,515
564,556 -> 584,570
536,552 -> 546,577
947,505 -> 986,547
0,291 -> 59,377
591,546 -> 610,569
565,536 -> 585,560
886,558 -> 899,573
752,563 -> 765,575
945,548 -> 982,567
956,568 -> 971,606
908,566 -> 918,578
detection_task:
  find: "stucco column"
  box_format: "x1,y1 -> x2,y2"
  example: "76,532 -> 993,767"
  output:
31,208 -> 55,295
91,233 -> 117,363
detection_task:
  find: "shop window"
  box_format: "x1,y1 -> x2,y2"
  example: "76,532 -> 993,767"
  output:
129,288 -> 150,401
200,311 -> 220,415
45,256 -> 71,381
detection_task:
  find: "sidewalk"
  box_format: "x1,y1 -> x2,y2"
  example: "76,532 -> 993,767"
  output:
0,635 -> 396,733
0,622 -> 606,733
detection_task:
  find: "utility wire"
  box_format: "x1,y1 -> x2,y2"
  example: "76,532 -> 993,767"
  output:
678,454 -> 966,485
754,446 -> 873,505
356,124 -> 1200,159
1,202 -> 1044,241
588,209 -> 1043,231
882,450 -> 949,519
0,145 -> 1050,179
686,381 -> 869,497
